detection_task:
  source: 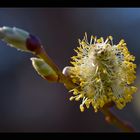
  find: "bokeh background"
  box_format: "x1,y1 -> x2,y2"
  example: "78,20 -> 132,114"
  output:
0,8 -> 140,132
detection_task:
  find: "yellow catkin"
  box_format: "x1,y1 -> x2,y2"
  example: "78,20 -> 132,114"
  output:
67,34 -> 137,112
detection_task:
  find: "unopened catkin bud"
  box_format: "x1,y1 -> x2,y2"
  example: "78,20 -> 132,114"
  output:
62,66 -> 72,77
0,26 -> 42,54
30,57 -> 58,82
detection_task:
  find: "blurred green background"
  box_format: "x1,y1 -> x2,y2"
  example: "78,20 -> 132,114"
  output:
0,8 -> 140,132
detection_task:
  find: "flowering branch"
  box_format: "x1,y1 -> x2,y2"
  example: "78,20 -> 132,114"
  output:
0,26 -> 137,132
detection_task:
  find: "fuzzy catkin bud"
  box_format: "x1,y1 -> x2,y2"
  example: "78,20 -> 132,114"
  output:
31,57 -> 58,82
0,26 -> 29,51
0,26 -> 43,54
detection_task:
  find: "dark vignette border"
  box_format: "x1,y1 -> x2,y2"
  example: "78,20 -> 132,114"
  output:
0,0 -> 140,7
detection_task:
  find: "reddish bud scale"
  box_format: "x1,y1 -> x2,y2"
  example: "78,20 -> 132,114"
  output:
43,75 -> 58,82
26,34 -> 43,54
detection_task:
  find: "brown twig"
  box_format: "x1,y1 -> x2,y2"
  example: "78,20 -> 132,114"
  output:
101,108 -> 135,132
